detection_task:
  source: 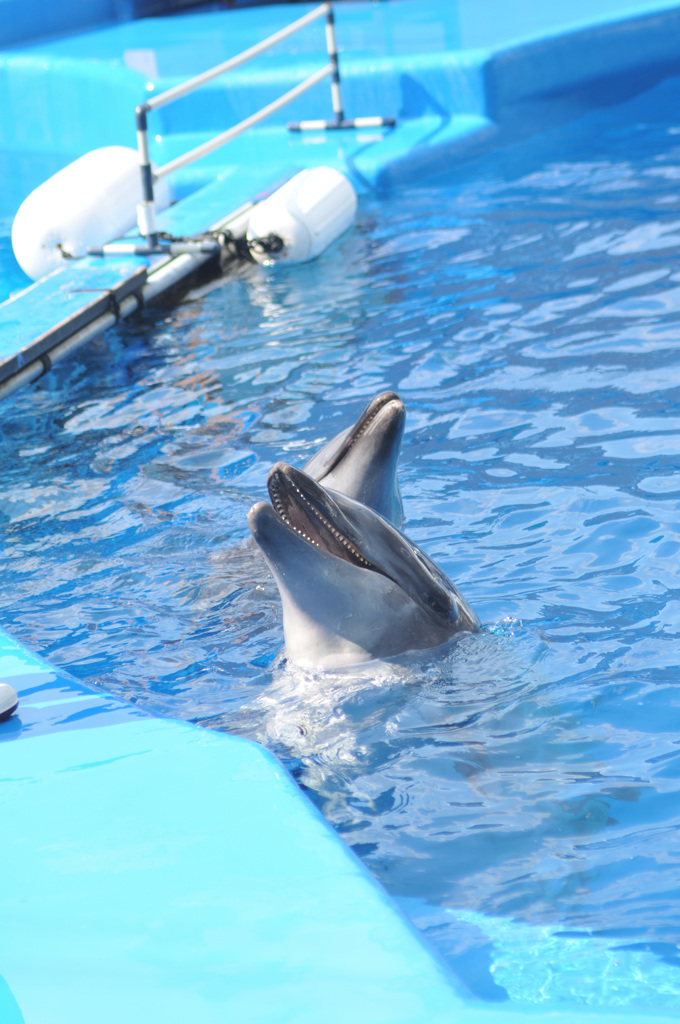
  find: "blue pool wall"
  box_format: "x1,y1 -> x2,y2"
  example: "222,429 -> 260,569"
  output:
4,0 -> 680,306
0,0 -> 264,49
4,0 -> 680,225
4,1 -> 680,1021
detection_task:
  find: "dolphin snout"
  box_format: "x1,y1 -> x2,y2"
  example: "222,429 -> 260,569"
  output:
267,461 -> 290,484
247,500 -> 270,535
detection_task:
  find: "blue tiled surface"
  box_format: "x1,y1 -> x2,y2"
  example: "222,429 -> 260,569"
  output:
2,672 -> 146,740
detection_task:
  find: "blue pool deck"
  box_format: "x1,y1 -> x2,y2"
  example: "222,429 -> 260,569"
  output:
2,632 -> 677,1024
3,1 -> 680,1020
1,632 -> 474,1024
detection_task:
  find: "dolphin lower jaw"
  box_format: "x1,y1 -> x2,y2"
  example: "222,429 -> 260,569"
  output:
248,512 -> 437,665
280,607 -> 373,669
275,559 -> 457,667
247,500 -> 322,574
343,397 -> 405,470
281,596 -> 457,668
451,600 -> 480,633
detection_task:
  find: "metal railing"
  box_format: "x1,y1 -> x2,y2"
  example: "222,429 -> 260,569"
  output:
127,2 -> 394,254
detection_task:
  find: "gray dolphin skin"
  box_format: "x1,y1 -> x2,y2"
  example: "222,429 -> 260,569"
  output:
302,391 -> 405,526
247,463 -> 479,669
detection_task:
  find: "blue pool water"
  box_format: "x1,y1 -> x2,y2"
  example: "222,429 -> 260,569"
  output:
2,74 -> 680,1010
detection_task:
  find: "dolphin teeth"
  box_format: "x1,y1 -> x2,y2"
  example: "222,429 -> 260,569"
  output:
272,475 -> 375,570
270,485 -> 320,548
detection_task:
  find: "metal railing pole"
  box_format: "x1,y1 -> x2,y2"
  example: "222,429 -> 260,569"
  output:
132,4 -> 332,247
153,63 -> 333,181
324,5 -> 344,125
143,3 -> 330,113
287,2 -> 395,131
122,0 -> 394,250
135,105 -> 157,249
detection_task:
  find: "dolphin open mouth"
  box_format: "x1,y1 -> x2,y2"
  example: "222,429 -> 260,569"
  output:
268,463 -> 380,573
265,463 -> 463,628
317,391 -> 403,476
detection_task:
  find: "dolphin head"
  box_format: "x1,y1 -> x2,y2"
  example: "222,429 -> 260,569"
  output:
302,391 -> 405,526
247,463 -> 478,669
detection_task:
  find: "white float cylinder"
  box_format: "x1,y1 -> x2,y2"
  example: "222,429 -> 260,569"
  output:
11,146 -> 171,280
0,683 -> 18,722
246,166 -> 357,264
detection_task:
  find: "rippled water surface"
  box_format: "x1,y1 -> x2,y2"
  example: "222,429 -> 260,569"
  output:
3,77 -> 680,1010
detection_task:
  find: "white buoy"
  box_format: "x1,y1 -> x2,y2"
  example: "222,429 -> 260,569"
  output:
0,683 -> 18,722
246,166 -> 357,264
11,146 -> 171,281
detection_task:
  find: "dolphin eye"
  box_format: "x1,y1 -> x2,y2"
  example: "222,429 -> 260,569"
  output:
425,592 -> 454,619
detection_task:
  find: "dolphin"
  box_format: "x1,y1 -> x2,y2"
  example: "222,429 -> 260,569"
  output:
247,463 -> 479,669
302,391 -> 405,526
